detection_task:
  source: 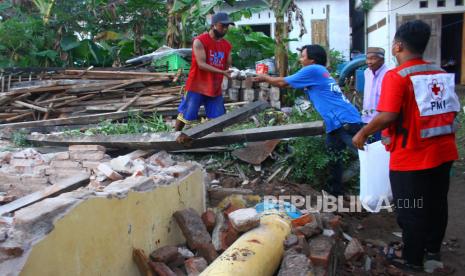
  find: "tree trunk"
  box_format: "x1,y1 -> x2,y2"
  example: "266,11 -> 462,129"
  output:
274,14 -> 288,77
166,0 -> 181,48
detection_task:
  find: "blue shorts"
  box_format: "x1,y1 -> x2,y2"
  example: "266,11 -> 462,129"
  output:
177,91 -> 225,124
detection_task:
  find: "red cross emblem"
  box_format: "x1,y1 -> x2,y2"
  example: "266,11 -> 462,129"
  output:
428,79 -> 444,100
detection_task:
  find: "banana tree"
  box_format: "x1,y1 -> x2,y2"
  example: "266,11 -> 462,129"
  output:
169,0 -> 236,48
32,0 -> 55,24
263,0 -> 306,76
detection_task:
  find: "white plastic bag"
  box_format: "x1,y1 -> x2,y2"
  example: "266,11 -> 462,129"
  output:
358,141 -> 392,212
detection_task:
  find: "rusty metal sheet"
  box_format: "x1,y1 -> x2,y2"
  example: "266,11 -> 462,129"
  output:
232,139 -> 280,165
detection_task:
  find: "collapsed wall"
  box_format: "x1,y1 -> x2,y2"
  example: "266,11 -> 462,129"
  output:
0,149 -> 206,276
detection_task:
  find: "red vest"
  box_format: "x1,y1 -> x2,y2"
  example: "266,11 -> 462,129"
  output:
185,33 -> 231,97
384,64 -> 460,150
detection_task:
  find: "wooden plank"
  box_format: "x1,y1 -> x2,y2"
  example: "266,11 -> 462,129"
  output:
64,70 -> 175,78
4,112 -> 33,122
54,94 -> 96,108
0,110 -> 135,129
182,100 -> 270,139
13,100 -> 48,113
26,121 -> 324,150
0,173 -> 89,215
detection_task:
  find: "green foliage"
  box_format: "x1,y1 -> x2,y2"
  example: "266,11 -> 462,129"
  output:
64,112 -> 170,136
0,0 -> 167,67
328,48 -> 345,74
0,15 -> 59,66
286,136 -> 331,185
225,26 -> 275,69
360,0 -> 374,11
12,130 -> 31,148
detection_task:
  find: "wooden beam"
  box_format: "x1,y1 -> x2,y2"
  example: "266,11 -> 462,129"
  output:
0,173 -> 89,215
13,100 -> 48,113
182,100 -> 270,139
64,70 -> 175,78
0,110 -> 135,129
25,121 -> 324,150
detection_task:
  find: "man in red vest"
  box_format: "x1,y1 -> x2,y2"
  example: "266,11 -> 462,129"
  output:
353,20 -> 459,273
175,12 -> 234,133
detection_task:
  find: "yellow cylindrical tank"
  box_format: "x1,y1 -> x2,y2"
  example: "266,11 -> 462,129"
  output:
200,213 -> 291,276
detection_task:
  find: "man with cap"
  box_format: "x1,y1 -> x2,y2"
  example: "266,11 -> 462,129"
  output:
175,12 -> 235,136
362,47 -> 388,142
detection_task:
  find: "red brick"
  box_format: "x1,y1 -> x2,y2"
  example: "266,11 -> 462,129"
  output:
172,267 -> 186,276
201,210 -> 216,233
184,257 -> 208,275
284,234 -> 299,249
309,236 -> 335,268
196,242 -> 218,264
291,214 -> 313,228
212,213 -> 239,252
167,254 -> 185,270
173,208 -> 211,250
344,238 -> 364,261
148,262 -> 176,276
150,245 -> 180,263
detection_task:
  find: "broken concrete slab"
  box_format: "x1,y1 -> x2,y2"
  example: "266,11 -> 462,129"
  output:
277,249 -> 314,276
0,159 -> 206,276
0,173 -> 89,215
228,208 -> 260,232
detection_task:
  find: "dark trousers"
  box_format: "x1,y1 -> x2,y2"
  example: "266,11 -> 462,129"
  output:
390,161 -> 452,266
325,123 -> 362,196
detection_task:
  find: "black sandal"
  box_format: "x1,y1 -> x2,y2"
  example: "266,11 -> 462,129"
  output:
379,242 -> 424,273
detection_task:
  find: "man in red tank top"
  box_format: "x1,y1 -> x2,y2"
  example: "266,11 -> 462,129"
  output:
353,20 -> 458,273
175,12 -> 234,133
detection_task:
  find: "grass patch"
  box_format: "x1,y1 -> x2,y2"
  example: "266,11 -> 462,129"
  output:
64,111 -> 170,136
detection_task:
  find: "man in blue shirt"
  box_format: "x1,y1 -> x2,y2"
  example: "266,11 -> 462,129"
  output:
253,44 -> 362,196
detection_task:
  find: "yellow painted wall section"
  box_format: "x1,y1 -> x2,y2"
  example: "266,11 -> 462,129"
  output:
20,169 -> 205,276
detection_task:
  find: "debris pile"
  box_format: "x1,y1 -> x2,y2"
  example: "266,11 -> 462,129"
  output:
0,69 -> 181,124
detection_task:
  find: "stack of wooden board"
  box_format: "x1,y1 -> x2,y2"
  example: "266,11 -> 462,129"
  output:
0,69 -> 182,123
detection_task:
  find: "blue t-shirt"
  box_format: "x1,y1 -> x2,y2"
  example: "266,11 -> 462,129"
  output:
284,64 -> 362,133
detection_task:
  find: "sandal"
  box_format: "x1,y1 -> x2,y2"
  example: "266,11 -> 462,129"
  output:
379,242 -> 424,273
424,260 -> 455,275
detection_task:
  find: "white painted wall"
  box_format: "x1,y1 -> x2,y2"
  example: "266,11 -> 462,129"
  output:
219,0 -> 351,59
365,0 -> 465,66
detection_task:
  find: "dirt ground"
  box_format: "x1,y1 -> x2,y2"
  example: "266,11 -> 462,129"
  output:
347,161 -> 465,275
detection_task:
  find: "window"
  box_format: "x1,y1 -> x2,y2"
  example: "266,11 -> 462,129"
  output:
323,7 -> 325,14
311,8 -> 313,14
437,0 -> 446,7
420,1 -> 428,8
456,0 -> 464,5
258,13 -> 261,19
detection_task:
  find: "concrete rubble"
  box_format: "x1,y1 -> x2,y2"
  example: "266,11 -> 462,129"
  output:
0,146 -> 204,275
